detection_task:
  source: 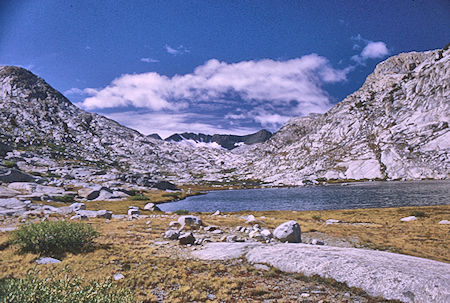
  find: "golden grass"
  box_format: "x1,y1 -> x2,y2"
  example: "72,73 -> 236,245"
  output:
204,205 -> 450,262
1,204 -> 447,302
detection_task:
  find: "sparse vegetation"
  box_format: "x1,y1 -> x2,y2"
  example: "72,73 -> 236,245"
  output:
11,221 -> 99,257
51,195 -> 75,203
174,209 -> 189,215
410,210 -> 428,218
2,160 -> 17,169
0,272 -> 135,303
129,194 -> 149,201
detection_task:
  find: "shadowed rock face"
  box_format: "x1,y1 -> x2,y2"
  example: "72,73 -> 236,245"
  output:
165,129 -> 272,150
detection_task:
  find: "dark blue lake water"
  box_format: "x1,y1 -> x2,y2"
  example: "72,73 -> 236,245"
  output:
158,180 -> 450,212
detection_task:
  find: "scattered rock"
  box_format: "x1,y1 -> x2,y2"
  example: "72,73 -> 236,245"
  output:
144,203 -> 161,212
311,239 -> 325,245
400,216 -> 417,222
245,214 -> 257,223
438,220 -> 450,224
70,214 -> 89,220
204,226 -> 219,232
178,215 -> 202,230
128,208 -> 139,216
253,263 -> 270,271
211,210 -> 220,216
273,220 -> 301,243
326,219 -> 340,225
169,221 -> 181,228
179,232 -> 195,245
78,186 -> 112,200
70,202 -> 85,212
36,257 -> 61,264
113,273 -> 124,280
164,230 -> 180,240
260,229 -> 272,239
76,209 -> 112,219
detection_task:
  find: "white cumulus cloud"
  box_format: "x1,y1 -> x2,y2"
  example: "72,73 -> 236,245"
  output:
80,54 -> 349,135
361,42 -> 389,59
351,36 -> 389,64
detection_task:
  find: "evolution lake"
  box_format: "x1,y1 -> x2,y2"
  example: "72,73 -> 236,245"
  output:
159,180 -> 450,212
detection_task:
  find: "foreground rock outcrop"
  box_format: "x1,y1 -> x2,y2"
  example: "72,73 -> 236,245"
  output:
192,242 -> 450,303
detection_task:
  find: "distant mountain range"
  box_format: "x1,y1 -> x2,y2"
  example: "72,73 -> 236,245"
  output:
164,130 -> 272,150
0,45 -> 448,186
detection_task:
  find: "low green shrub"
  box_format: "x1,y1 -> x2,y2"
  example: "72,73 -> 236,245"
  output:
311,215 -> 321,221
51,195 -> 75,203
162,192 -> 180,198
0,273 -> 135,303
11,221 -> 99,257
2,160 -> 17,169
410,210 -> 428,218
174,210 -> 189,215
130,194 -> 149,201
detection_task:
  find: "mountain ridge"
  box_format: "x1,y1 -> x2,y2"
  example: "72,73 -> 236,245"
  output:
165,130 -> 272,150
0,46 -> 449,187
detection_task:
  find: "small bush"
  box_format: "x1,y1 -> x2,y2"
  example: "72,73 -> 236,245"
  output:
51,195 -> 75,203
312,215 -> 321,221
2,160 -> 17,169
174,210 -> 189,215
130,194 -> 149,201
0,273 -> 135,303
162,192 -> 180,198
410,210 -> 428,218
11,221 -> 99,257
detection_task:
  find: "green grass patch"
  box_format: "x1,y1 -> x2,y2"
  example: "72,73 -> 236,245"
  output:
2,160 -> 17,169
129,195 -> 149,201
173,210 -> 189,215
0,272 -> 135,303
410,210 -> 428,218
11,221 -> 99,257
161,192 -> 180,198
51,195 -> 75,203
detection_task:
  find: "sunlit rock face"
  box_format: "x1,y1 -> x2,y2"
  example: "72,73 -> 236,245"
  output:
240,47 -> 449,185
0,66 -> 246,185
0,46 -> 448,186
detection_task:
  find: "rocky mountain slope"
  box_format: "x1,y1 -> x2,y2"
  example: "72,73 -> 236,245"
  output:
0,66 -> 246,186
165,130 -> 272,150
0,46 -> 448,187
240,46 -> 449,185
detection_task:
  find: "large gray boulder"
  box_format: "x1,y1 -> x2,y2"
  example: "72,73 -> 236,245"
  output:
273,220 -> 301,243
144,202 -> 161,212
76,209 -> 112,219
78,186 -> 112,200
179,232 -> 195,245
178,215 -> 203,230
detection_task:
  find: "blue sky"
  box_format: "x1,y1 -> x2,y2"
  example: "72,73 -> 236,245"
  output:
1,0 -> 449,138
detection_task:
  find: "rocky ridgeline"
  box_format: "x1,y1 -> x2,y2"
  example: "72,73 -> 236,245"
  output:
0,47 -> 449,188
241,47 -> 449,185
0,66 -> 247,186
